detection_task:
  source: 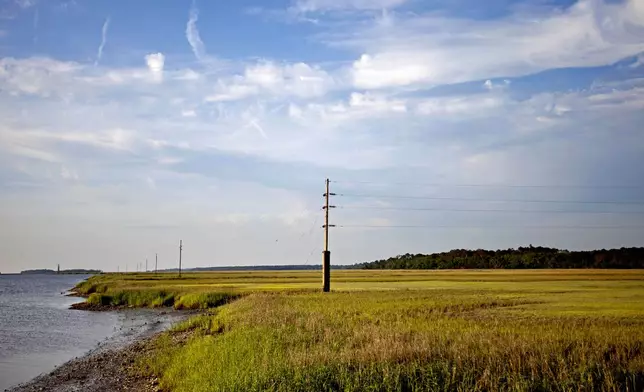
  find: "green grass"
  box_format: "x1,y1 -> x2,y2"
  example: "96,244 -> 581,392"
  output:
76,270 -> 644,391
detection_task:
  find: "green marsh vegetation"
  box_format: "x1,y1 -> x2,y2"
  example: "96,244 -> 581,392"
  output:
75,270 -> 644,391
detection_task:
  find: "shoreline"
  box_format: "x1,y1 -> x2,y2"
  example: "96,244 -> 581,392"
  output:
8,308 -> 191,392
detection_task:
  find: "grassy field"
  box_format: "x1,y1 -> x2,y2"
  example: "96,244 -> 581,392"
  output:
75,270 -> 644,391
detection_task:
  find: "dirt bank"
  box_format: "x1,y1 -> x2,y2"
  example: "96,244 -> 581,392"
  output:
8,309 -> 191,392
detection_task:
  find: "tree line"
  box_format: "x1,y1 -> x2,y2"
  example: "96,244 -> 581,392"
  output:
355,246 -> 644,269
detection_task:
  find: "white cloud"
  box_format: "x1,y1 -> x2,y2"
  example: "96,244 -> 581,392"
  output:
244,62 -> 282,87
0,57 -> 82,97
181,109 -> 196,117
176,69 -> 201,80
205,60 -> 333,102
417,95 -> 504,117
349,92 -> 406,112
351,53 -> 435,89
2,50 -> 644,273
345,0 -> 644,89
94,17 -> 110,66
186,2 -> 207,61
145,53 -> 165,83
205,83 -> 259,102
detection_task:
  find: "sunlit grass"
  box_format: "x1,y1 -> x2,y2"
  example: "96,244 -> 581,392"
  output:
76,270 -> 644,390
75,269 -> 644,294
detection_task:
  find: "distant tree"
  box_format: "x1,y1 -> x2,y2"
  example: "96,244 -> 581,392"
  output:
356,247 -> 644,270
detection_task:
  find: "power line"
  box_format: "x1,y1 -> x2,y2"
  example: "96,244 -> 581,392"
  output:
332,180 -> 644,189
338,206 -> 644,214
336,193 -> 644,205
297,209 -> 321,240
303,246 -> 320,266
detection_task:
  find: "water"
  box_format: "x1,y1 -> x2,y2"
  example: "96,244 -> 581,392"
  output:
0,275 -> 119,391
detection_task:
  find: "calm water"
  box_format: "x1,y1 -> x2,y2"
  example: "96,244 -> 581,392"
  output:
0,275 -> 120,391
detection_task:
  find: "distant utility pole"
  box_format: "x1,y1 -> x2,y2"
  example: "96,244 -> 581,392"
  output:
155,253 -> 158,274
179,240 -> 183,278
145,258 -> 148,273
57,264 -> 60,275
322,178 -> 335,292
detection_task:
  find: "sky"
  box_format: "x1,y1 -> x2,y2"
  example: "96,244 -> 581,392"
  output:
0,0 -> 643,273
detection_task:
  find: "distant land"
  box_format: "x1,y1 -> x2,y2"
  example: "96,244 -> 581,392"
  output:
356,246 -> 644,269
20,269 -> 103,275
13,246 -> 644,275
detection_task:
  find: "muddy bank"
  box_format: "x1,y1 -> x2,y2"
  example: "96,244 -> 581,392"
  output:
69,302 -> 123,311
8,309 -> 191,392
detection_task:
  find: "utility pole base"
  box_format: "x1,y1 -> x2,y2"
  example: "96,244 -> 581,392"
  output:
322,251 -> 330,292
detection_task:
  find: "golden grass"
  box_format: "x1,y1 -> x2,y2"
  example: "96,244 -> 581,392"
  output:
76,270 -> 644,391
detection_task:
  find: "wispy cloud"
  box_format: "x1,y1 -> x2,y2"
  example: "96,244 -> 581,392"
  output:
246,119 -> 269,139
94,17 -> 110,66
15,0 -> 37,9
320,0 -> 644,89
186,1 -> 206,61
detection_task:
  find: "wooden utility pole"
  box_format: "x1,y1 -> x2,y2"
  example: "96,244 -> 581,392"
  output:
155,253 -> 158,274
322,178 -> 335,292
145,258 -> 148,273
179,240 -> 183,278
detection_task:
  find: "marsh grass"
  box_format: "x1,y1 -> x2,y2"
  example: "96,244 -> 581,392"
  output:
140,290 -> 644,391
77,270 -> 644,391
80,287 -> 238,310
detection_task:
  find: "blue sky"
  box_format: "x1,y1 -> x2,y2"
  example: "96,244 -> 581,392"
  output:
0,0 -> 643,272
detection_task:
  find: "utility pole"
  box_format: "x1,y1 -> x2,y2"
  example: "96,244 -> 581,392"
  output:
179,240 -> 183,278
57,264 -> 60,275
322,178 -> 335,292
145,258 -> 148,273
155,253 -> 158,274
